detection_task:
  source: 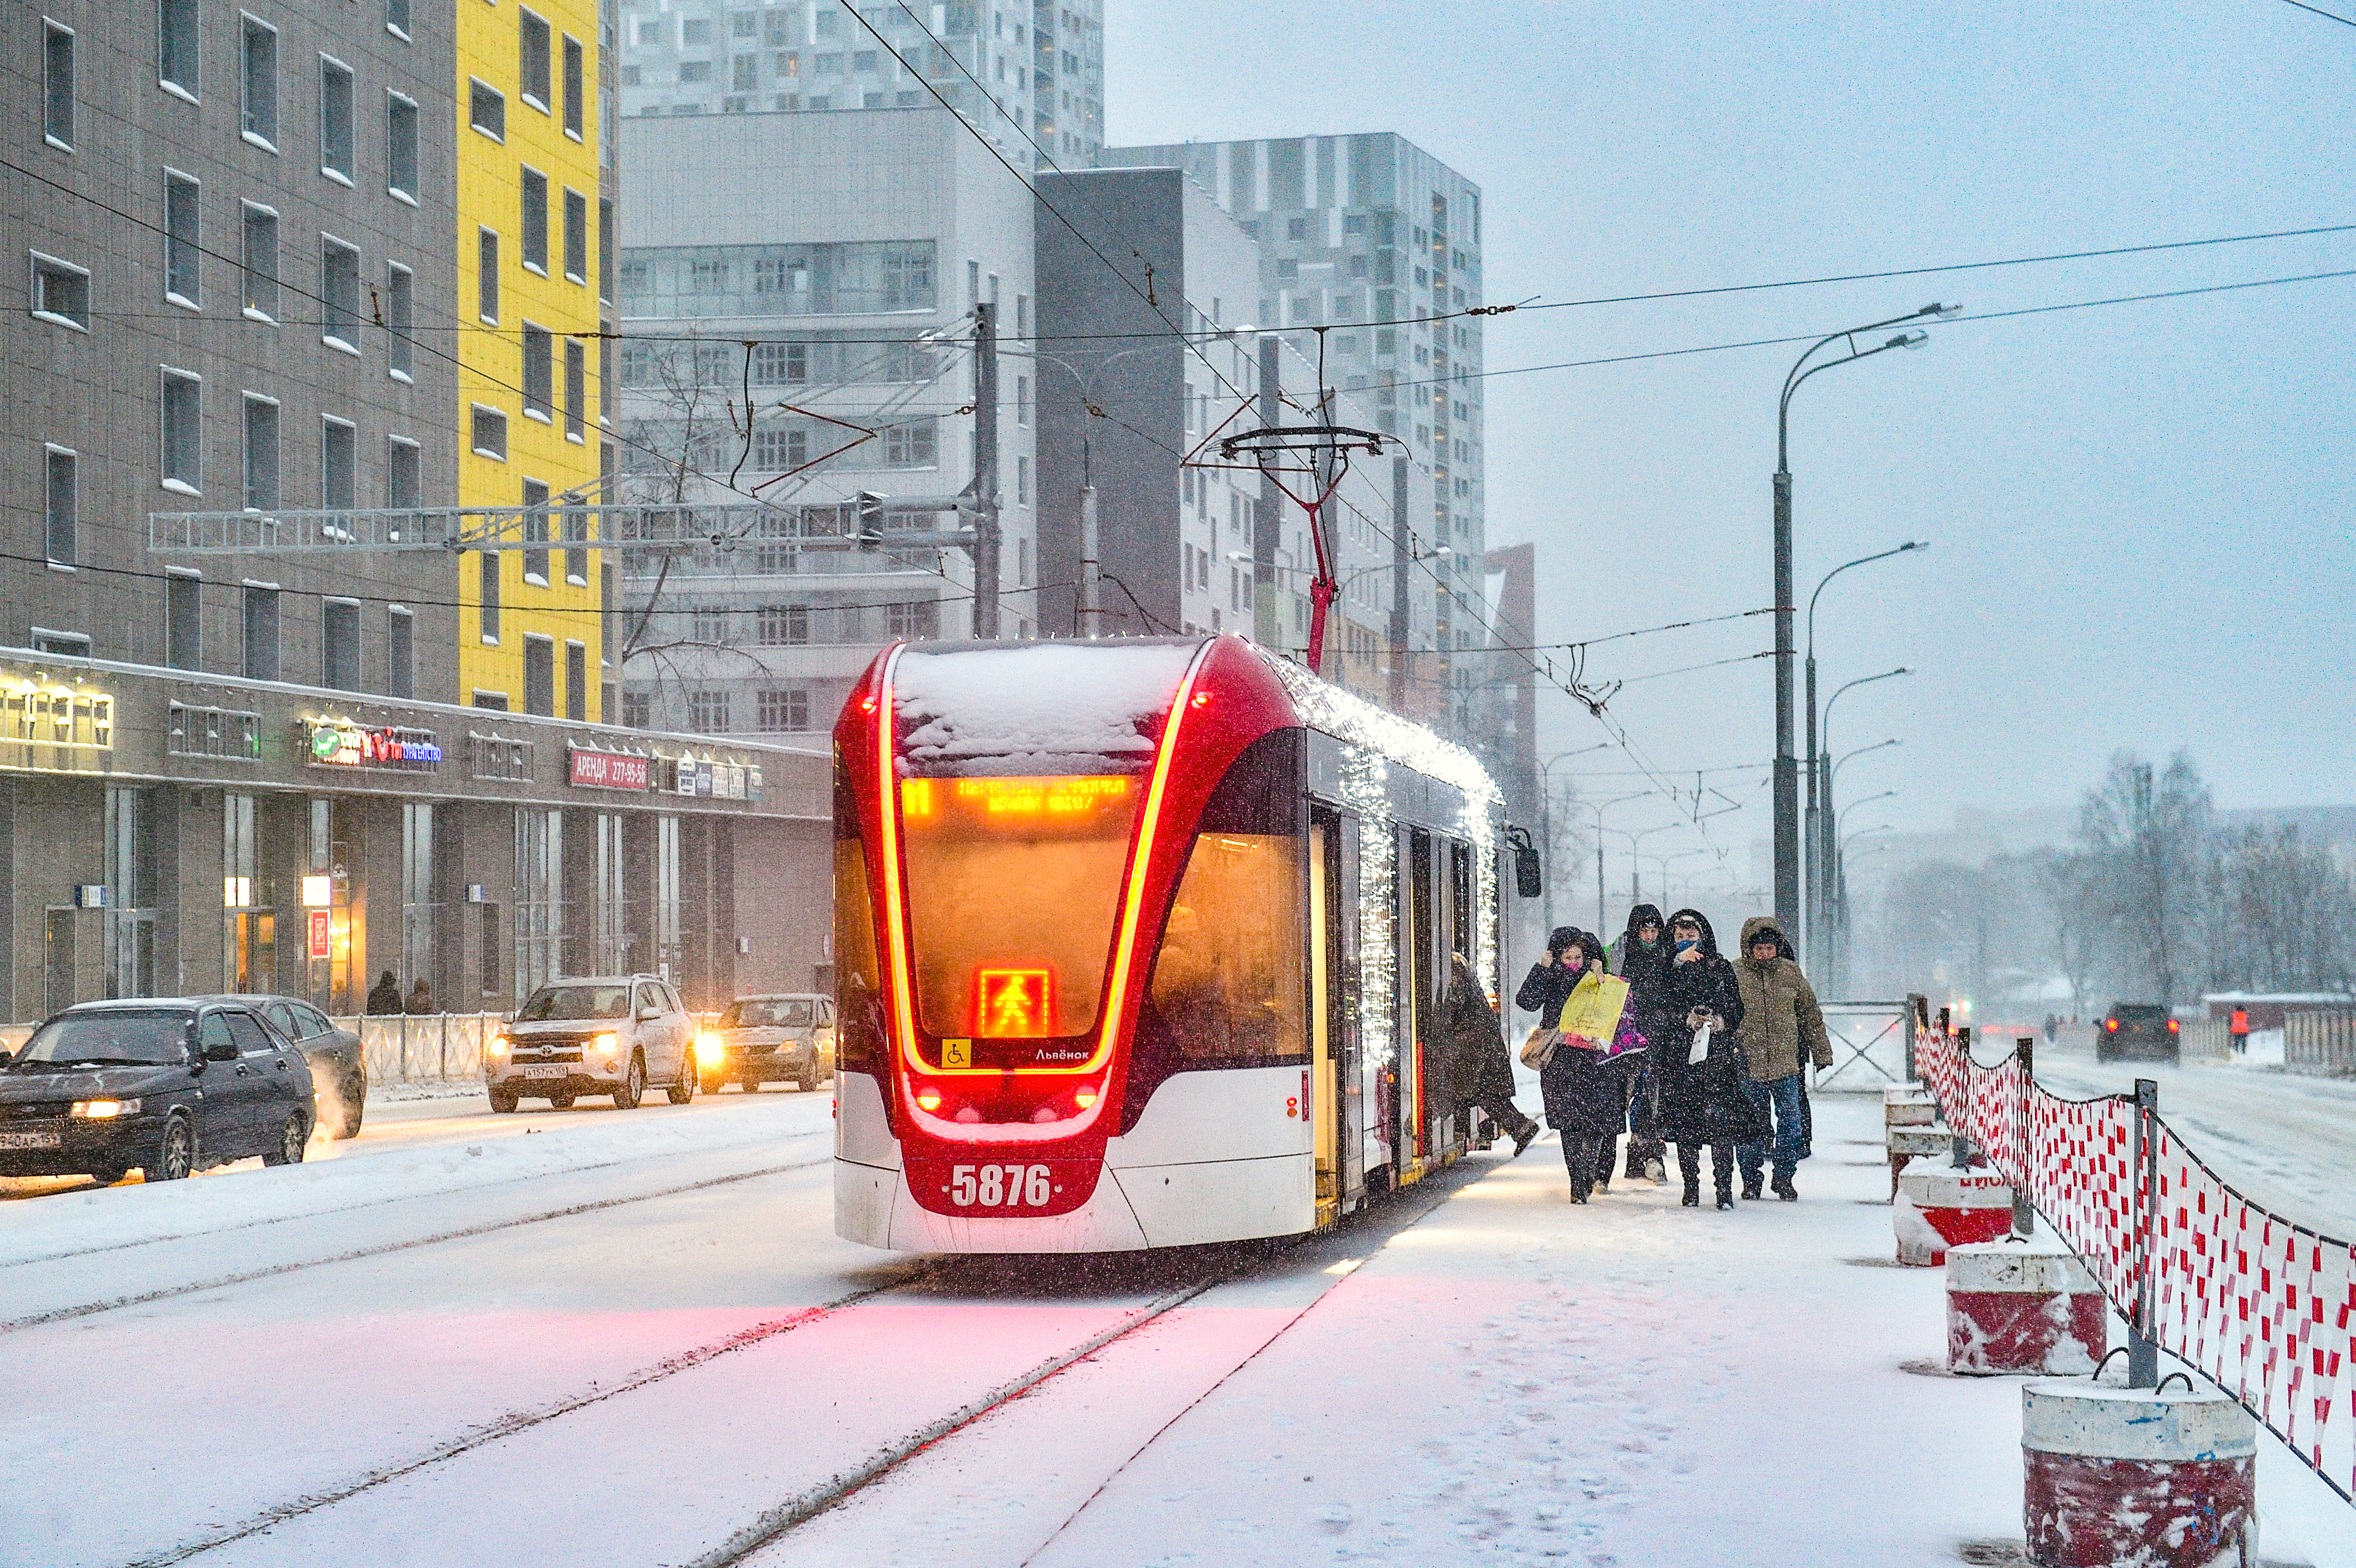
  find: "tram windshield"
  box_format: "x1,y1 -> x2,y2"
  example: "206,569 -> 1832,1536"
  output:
899,775 -> 1142,1040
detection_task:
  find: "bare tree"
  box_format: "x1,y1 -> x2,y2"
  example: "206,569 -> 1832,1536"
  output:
2075,751 -> 2213,1004
2030,848 -> 2107,1020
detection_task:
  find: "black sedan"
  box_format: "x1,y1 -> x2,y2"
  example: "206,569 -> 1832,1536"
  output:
192,994 -> 368,1138
0,1001 -> 316,1184
2097,1002 -> 2181,1064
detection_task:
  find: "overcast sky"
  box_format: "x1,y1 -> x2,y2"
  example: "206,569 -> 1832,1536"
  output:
1106,0 -> 2356,879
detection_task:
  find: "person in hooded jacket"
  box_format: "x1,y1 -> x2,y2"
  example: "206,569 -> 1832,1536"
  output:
1517,927 -> 1636,1202
1611,903 -> 1674,1183
1730,915 -> 1832,1201
1441,952 -> 1539,1156
1650,909 -> 1766,1209
365,969 -> 404,1016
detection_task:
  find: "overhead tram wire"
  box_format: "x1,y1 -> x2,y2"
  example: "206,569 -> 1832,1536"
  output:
2281,0 -> 2356,26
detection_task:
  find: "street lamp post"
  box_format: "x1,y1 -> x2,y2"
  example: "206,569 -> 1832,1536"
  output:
1557,789 -> 1649,936
1820,666 -> 1910,960
1772,306 -> 1952,956
1833,795 -> 1897,994
1026,344 -> 1171,637
1804,542 -> 1926,964
1535,749 -> 1620,932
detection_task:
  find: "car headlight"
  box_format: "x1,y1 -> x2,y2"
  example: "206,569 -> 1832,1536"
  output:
589,1033 -> 621,1056
488,1035 -> 511,1058
71,1098 -> 141,1119
695,1031 -> 725,1067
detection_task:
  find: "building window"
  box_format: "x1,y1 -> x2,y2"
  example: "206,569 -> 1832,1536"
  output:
242,583 -> 279,681
318,56 -> 354,181
386,261 -> 414,378
618,690 -> 649,729
565,642 -> 587,720
564,339 -> 586,440
885,599 -> 936,640
388,92 -> 419,200
320,416 -> 356,510
678,59 -> 712,83
688,690 -> 730,733
164,171 -> 200,306
599,198 -> 615,303
752,341 -> 806,384
166,572 -> 201,670
387,607 -> 413,697
323,599 -> 361,690
520,9 -> 552,109
322,237 -> 361,351
241,395 -> 278,512
44,21 -> 74,148
563,188 -> 588,282
31,252 -> 89,330
387,435 -> 420,508
477,228 -> 499,322
564,490 -> 588,583
882,419 -> 937,468
159,0 -> 198,98
160,368 -> 202,493
691,606 -> 728,643
1015,453 -> 1029,503
757,605 -> 808,645
44,447 -> 76,566
562,34 -> 585,137
469,78 -> 505,140
479,553 -> 501,641
239,204 -> 278,319
757,688 -> 807,732
240,16 -> 277,146
386,0 -> 411,39
523,635 -> 555,716
522,478 -> 550,583
522,324 -> 553,420
520,167 -> 548,272
471,403 -> 508,461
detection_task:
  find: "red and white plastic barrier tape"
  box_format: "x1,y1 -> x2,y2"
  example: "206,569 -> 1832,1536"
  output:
1912,1026 -> 2356,1504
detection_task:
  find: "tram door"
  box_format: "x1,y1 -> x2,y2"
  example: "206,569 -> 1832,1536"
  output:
1403,828 -> 1435,1168
1309,807 -> 1363,1219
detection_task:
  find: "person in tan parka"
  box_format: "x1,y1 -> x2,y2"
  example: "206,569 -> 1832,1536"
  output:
1730,915 -> 1831,1201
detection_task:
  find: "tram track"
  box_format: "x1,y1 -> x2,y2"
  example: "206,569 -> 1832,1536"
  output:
0,1154 -> 830,1336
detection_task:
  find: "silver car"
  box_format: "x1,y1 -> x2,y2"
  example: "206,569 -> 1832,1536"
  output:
696,994 -> 836,1094
486,976 -> 697,1112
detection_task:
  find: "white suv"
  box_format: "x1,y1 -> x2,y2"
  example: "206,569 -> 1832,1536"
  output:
488,976 -> 697,1112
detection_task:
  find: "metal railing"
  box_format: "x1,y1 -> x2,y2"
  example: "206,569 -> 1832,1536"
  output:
2287,1010 -> 2356,1076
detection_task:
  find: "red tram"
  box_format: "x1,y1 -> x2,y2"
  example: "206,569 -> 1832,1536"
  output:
832,634 -> 1518,1252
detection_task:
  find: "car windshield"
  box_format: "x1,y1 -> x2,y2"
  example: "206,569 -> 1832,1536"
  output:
2112,1005 -> 2169,1021
723,998 -> 815,1029
14,1011 -> 193,1067
515,985 -> 632,1022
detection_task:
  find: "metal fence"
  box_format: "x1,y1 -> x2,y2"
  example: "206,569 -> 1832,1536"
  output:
1916,1021 -> 2355,1507
330,1014 -> 505,1086
1811,1000 -> 1918,1093
2287,1011 -> 2356,1076
2177,1017 -> 2235,1063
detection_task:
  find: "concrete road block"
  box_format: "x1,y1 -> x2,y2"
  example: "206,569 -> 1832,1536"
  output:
1887,1124 -> 1951,1197
2021,1378 -> 2257,1568
1945,1241 -> 2104,1375
1895,1162 -> 2013,1265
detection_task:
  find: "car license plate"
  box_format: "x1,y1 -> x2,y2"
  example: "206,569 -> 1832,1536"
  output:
0,1128 -> 62,1150
518,1065 -> 568,1079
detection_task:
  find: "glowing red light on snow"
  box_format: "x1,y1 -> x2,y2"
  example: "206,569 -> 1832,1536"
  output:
973,968 -> 1052,1037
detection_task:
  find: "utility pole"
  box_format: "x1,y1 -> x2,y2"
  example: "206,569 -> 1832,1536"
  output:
1254,335 -> 1282,645
971,302 -> 1001,640
1387,456 -> 1410,710
1078,451 -> 1101,638
1772,464 -> 1798,945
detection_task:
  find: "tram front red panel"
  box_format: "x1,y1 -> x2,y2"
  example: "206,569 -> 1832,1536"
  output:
835,637 -> 1302,1223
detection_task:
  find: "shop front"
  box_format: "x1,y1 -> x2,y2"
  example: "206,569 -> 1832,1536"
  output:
0,651 -> 831,1025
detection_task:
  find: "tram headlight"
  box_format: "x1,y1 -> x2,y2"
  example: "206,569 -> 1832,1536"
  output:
695,1030 -> 725,1067
1073,1088 -> 1099,1110
915,1085 -> 944,1113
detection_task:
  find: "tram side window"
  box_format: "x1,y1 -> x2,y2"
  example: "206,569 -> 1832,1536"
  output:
832,759 -> 885,1076
1148,730 -> 1306,1065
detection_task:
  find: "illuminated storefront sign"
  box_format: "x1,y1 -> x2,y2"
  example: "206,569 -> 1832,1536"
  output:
568,746 -> 652,792
307,908 -> 332,960
300,875 -> 334,908
304,720 -> 442,772
0,676 -> 113,772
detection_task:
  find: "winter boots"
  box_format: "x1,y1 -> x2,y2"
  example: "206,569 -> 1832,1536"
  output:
1740,1176 -> 1764,1201
1681,1179 -> 1701,1208
1771,1174 -> 1797,1201
1511,1119 -> 1538,1158
1715,1181 -> 1735,1211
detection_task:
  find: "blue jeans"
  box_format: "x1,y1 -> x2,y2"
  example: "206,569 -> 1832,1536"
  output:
1737,1073 -> 1806,1185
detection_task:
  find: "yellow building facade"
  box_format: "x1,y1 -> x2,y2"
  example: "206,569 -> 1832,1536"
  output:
455,0 -> 604,718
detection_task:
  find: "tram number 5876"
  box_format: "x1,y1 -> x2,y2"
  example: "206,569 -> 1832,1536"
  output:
949,1163 -> 1053,1208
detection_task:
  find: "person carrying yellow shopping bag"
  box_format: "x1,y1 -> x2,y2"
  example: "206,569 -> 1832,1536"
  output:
1516,927 -> 1649,1202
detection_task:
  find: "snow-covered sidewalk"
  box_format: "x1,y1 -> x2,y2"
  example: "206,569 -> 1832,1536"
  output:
796,1094 -> 2353,1568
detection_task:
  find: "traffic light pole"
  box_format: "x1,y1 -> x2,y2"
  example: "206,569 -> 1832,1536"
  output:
971,302 -> 1002,640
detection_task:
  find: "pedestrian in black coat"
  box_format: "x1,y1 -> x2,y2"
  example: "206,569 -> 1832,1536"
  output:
1612,903 -> 1674,1183
1650,909 -> 1769,1209
1519,927 -> 1636,1203
1441,953 -> 1538,1155
365,969 -> 404,1016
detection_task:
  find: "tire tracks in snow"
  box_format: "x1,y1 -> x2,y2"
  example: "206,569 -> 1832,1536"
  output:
0,1156 -> 830,1336
117,1260 -> 941,1568
3,1124 -> 832,1269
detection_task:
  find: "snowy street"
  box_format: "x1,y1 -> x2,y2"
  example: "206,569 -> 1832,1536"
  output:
5,1089 -> 2352,1568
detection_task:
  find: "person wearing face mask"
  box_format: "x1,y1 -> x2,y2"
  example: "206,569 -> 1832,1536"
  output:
1651,909 -> 1764,1209
1517,927 -> 1636,1203
1730,915 -> 1833,1201
1611,903 -> 1672,1184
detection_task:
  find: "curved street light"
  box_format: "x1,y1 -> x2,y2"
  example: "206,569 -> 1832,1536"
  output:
1804,542 -> 1927,959
1832,737 -> 1901,789
1769,305 -> 1955,949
